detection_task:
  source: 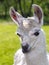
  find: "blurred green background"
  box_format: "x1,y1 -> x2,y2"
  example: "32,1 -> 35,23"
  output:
0,0 -> 49,65
0,0 -> 49,24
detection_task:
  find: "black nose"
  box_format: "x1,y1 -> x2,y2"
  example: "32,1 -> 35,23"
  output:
21,44 -> 29,53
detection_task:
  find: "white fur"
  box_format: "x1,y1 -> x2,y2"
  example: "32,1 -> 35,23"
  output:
13,29 -> 49,65
9,4 -> 49,65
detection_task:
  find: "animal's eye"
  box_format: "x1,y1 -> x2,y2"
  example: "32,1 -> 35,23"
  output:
17,33 -> 23,41
17,33 -> 21,37
34,31 -> 39,36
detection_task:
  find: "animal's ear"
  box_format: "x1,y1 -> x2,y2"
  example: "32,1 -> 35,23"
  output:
9,7 -> 23,25
32,4 -> 43,24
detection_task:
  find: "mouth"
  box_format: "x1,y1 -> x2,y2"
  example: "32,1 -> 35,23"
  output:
22,48 -> 29,53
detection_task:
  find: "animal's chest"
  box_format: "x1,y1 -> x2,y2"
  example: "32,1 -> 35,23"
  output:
24,52 -> 48,65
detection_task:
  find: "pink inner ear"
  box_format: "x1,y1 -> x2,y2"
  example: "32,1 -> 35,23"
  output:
11,10 -> 17,20
12,14 -> 17,20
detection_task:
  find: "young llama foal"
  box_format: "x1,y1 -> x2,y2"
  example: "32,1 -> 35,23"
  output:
9,4 -> 49,65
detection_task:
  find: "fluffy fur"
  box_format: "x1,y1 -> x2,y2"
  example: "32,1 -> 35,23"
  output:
9,4 -> 49,65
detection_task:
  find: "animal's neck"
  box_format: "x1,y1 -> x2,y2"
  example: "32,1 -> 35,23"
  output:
24,30 -> 48,65
25,46 -> 48,65
25,43 -> 48,65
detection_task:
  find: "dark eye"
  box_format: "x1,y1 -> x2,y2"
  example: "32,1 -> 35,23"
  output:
34,31 -> 39,36
17,33 -> 21,37
17,33 -> 23,41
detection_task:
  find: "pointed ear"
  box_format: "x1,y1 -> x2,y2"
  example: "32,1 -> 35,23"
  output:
32,4 -> 43,24
9,7 -> 23,25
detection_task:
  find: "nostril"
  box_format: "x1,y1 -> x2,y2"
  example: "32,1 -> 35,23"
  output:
22,44 -> 29,50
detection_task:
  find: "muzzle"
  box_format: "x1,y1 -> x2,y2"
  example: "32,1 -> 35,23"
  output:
21,43 -> 31,53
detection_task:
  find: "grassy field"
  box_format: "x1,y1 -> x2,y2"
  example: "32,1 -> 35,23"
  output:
0,22 -> 49,65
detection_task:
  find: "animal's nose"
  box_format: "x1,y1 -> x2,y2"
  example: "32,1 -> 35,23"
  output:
21,43 -> 29,53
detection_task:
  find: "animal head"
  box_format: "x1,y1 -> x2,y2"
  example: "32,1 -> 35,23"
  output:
9,4 -> 43,53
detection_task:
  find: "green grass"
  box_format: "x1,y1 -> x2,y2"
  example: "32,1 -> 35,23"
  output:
0,22 -> 20,65
0,22 -> 49,65
43,25 -> 49,52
